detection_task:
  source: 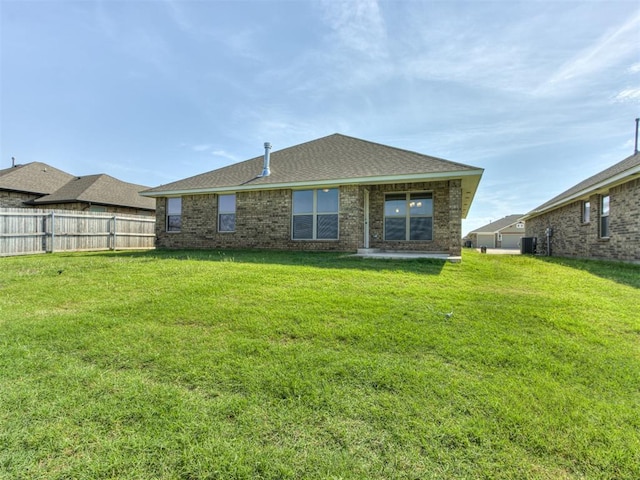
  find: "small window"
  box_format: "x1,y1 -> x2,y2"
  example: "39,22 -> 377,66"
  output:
292,188 -> 339,240
384,192 -> 433,241
600,195 -> 609,238
167,197 -> 182,232
89,205 -> 107,213
218,194 -> 236,232
582,201 -> 590,224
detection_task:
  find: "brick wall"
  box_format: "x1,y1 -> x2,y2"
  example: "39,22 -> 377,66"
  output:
0,191 -> 39,208
31,202 -> 155,217
525,178 -> 639,262
155,180 -> 464,254
156,188 -> 363,251
367,180 -> 461,254
0,191 -> 154,216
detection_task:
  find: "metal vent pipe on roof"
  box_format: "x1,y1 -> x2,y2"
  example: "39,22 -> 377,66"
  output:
261,142 -> 271,177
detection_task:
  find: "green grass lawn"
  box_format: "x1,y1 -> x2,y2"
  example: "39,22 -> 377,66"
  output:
1,249 -> 638,479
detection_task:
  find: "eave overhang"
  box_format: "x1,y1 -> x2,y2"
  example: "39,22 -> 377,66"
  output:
141,168 -> 484,218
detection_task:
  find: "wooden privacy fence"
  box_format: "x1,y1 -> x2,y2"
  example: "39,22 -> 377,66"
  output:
0,208 -> 156,256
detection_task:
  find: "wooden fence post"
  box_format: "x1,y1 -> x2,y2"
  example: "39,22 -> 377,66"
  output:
49,211 -> 56,253
111,216 -> 117,250
41,214 -> 48,253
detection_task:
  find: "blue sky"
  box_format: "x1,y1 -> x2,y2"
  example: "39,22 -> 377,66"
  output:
1,0 -> 638,234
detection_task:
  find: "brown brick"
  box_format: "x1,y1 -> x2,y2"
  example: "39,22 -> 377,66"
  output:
525,178 -> 639,262
155,181 -> 464,255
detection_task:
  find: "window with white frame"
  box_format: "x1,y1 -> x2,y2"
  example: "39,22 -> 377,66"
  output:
166,197 -> 182,232
600,195 -> 609,238
218,194 -> 236,232
292,188 -> 339,240
384,192 -> 433,241
582,201 -> 590,224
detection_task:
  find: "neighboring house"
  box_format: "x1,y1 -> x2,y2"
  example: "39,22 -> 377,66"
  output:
141,133 -> 484,256
27,174 -> 156,216
522,152 -> 640,262
0,162 -> 155,216
466,215 -> 525,249
0,162 -> 75,207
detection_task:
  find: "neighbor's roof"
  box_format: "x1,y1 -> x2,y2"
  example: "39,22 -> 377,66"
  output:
143,133 -> 484,217
469,215 -> 524,234
29,174 -> 156,211
524,152 -> 640,219
0,162 -> 75,195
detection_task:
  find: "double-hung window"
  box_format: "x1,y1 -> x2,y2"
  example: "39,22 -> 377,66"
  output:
600,195 -> 609,238
292,188 -> 339,240
218,194 -> 236,232
384,192 -> 433,241
166,197 -> 182,232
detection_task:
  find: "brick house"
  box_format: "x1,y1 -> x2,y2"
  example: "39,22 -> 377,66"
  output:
466,214 -> 525,249
0,162 -> 75,207
142,134 -> 484,256
0,162 -> 155,216
522,152 -> 640,262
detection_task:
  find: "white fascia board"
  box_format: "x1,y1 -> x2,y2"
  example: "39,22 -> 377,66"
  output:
460,174 -> 483,218
524,166 -> 640,219
141,169 -> 484,197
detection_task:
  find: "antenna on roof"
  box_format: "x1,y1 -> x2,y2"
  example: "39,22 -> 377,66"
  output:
635,118 -> 639,155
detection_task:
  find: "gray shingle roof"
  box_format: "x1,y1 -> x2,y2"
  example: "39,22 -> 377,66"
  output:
30,174 -> 156,211
469,214 -> 524,234
0,162 -> 75,195
526,152 -> 640,216
143,133 -> 483,216
146,134 -> 480,192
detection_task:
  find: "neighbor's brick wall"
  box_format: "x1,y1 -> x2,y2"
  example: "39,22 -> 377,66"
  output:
0,191 -> 155,216
26,202 -> 155,217
0,190 -> 39,208
525,178 -> 639,262
155,180 -> 463,254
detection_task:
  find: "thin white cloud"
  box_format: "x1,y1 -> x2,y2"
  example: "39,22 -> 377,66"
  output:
180,144 -> 239,161
93,2 -> 173,76
191,144 -> 212,152
319,0 -> 388,59
211,150 -> 238,162
223,28 -> 267,63
537,12 -> 640,95
614,88 -> 640,103
163,0 -> 192,32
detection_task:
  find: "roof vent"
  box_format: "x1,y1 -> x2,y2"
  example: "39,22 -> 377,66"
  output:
261,142 -> 272,177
